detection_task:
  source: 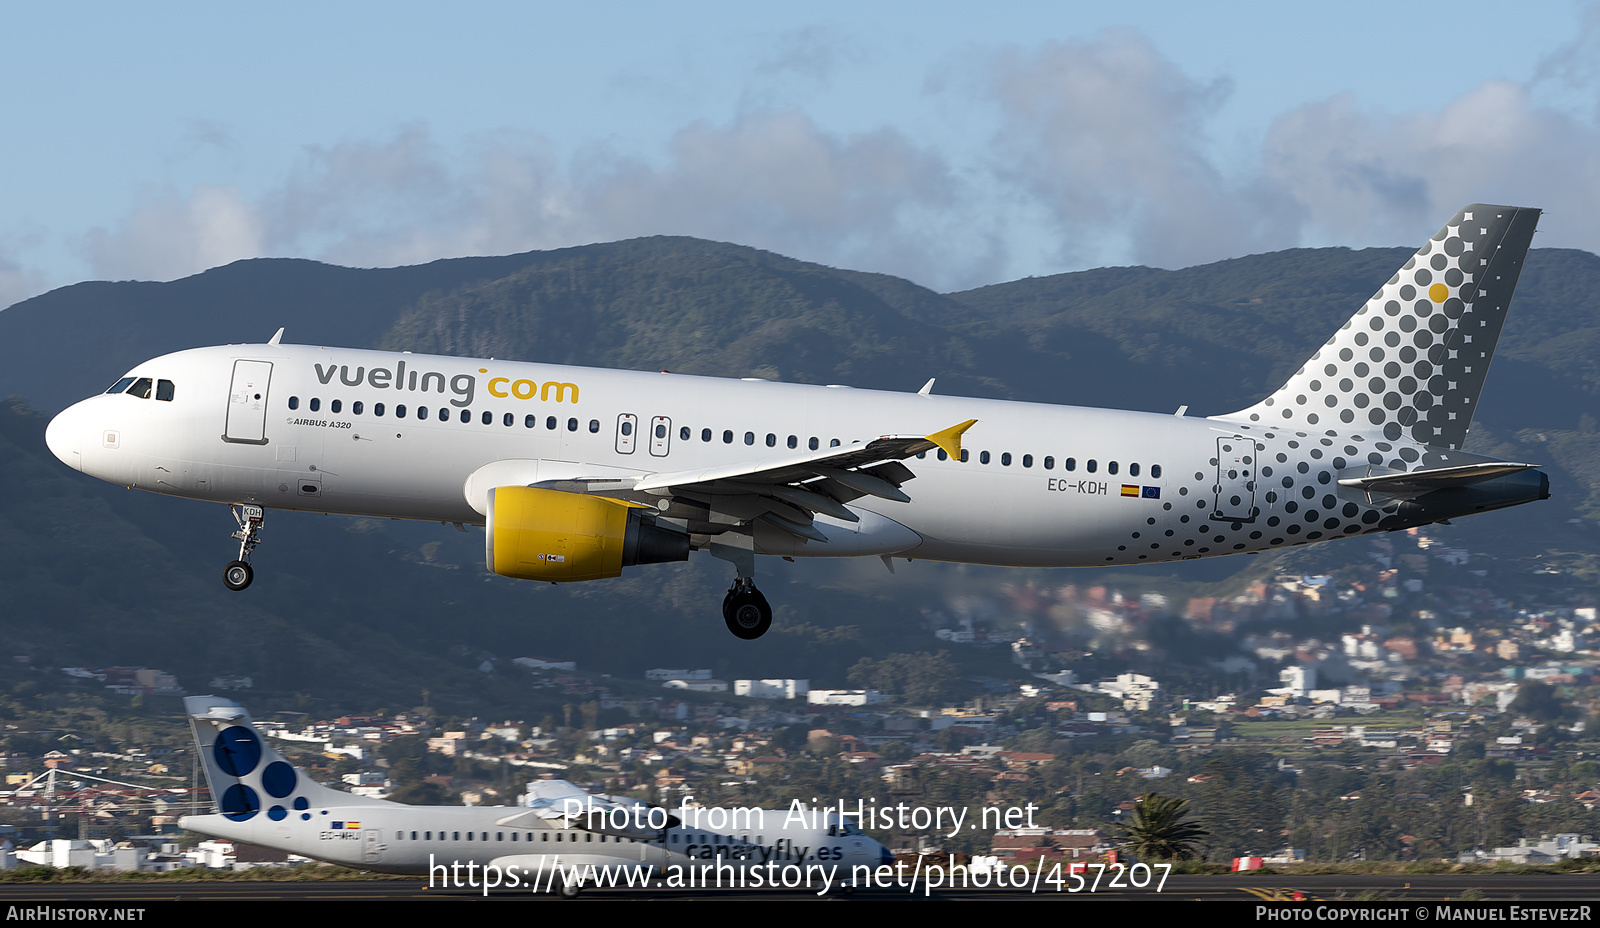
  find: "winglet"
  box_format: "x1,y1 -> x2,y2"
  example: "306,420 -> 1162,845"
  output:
267,327 -> 285,346
918,378 -> 935,396
925,418 -> 976,459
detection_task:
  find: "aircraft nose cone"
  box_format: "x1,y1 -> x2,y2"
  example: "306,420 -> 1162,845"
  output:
45,403 -> 86,471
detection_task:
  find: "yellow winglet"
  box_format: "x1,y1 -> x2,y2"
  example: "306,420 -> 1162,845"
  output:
925,418 -> 977,459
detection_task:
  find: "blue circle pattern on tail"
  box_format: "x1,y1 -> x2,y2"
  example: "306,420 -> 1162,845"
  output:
214,726 -> 262,776
221,784 -> 260,821
262,761 -> 296,798
211,725 -> 316,823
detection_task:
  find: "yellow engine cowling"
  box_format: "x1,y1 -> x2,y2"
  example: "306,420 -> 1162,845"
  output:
486,486 -> 689,582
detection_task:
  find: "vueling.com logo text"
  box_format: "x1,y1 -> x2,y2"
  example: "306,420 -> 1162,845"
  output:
313,362 -> 579,409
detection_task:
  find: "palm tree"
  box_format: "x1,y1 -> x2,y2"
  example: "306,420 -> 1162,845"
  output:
1111,793 -> 1209,861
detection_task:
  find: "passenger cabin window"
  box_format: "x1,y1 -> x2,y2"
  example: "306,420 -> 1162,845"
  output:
809,438 -> 819,450
567,418 -> 578,432
1130,463 -> 1140,477
744,431 -> 755,445
353,401 -> 364,415
288,396 -> 299,410
1151,464 -> 1162,478
1022,454 -> 1032,467
308,398 -> 320,412
1044,456 -> 1054,469
1087,459 -> 1097,473
1065,458 -> 1076,471
374,403 -> 385,416
396,404 -> 407,417
503,413 -> 513,426
588,419 -> 599,433
330,399 -> 341,413
1108,461 -> 1118,475
1001,453 -> 1012,466
547,416 -> 557,429
980,451 -> 990,464
765,433 -> 776,447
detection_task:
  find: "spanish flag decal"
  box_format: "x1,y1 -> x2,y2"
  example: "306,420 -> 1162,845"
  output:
1120,485 -> 1139,497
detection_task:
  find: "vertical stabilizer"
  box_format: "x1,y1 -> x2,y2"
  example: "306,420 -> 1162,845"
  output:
185,695 -> 371,824
1223,205 -> 1540,448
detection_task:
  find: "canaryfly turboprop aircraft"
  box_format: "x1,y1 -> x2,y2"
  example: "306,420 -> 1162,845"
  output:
180,695 -> 893,896
46,205 -> 1548,639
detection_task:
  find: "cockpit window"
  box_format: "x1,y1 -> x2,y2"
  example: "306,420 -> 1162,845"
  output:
106,377 -> 136,395
156,380 -> 175,401
128,378 -> 153,399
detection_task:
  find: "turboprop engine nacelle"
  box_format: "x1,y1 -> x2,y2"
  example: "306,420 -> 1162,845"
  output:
486,486 -> 689,582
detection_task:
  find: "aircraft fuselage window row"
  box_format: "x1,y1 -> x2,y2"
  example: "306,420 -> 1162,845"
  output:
390,829 -> 775,848
283,395 -> 1163,478
286,397 -> 861,450
396,830 -> 644,843
290,396 -> 600,433
106,377 -> 176,401
928,446 -> 1163,478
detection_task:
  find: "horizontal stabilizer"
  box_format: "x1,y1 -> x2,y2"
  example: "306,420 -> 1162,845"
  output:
1337,462 -> 1539,497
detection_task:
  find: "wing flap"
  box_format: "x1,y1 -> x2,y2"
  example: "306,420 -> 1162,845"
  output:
510,419 -> 976,539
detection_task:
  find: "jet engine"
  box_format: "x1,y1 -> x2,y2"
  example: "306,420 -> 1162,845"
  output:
486,486 -> 689,582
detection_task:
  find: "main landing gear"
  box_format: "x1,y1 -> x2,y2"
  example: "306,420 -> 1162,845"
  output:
722,578 -> 772,640
710,534 -> 772,640
223,504 -> 263,591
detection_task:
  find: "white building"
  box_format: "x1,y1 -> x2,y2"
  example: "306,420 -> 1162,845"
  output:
807,689 -> 887,707
734,679 -> 810,700
662,679 -> 728,693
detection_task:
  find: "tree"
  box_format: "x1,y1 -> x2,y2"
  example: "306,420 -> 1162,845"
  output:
1110,793 -> 1209,862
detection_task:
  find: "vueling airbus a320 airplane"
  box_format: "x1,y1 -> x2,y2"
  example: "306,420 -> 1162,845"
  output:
46,205 -> 1548,639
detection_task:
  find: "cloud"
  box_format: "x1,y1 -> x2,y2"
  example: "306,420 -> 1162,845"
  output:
80,185 -> 263,283
0,253 -> 43,312
79,113 -> 1002,290
982,30 -> 1304,270
69,27 -> 1600,298
1263,81 -> 1600,251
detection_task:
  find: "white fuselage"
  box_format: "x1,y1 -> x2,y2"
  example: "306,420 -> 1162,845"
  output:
47,342 -> 1482,567
180,801 -> 889,878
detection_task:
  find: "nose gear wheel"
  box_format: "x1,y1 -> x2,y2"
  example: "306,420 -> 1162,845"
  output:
224,504 -> 264,592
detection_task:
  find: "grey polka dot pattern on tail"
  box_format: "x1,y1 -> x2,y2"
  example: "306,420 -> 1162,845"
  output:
1228,206 -> 1540,451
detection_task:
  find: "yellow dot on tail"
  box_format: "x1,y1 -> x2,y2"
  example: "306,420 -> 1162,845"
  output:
1428,283 -> 1449,302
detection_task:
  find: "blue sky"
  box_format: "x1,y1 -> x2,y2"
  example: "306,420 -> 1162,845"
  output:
3,1 -> 1598,307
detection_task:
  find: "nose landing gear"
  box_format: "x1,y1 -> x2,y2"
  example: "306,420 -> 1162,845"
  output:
223,505 -> 263,591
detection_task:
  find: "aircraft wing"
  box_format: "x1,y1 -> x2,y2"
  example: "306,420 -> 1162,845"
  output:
535,419 -> 976,542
